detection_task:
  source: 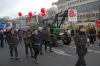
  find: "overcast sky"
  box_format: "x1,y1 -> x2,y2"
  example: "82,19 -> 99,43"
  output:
0,0 -> 58,18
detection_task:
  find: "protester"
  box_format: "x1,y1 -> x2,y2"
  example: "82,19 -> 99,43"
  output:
76,28 -> 79,34
97,30 -> 100,46
88,26 -> 96,44
3,30 -> 8,43
6,29 -> 19,60
0,30 -> 4,47
18,29 -> 23,44
23,30 -> 33,58
71,28 -> 75,37
74,26 -> 89,66
32,30 -> 41,64
67,29 -> 71,36
44,27 -> 53,52
43,28 -> 49,52
93,27 -> 96,41
38,27 -> 44,54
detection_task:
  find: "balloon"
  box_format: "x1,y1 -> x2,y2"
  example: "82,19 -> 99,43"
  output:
18,12 -> 22,16
28,11 -> 33,17
41,13 -> 46,16
41,8 -> 46,13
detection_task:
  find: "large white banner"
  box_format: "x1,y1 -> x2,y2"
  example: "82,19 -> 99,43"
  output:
68,9 -> 77,22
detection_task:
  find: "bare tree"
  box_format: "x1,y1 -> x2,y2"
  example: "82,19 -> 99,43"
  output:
47,7 -> 58,19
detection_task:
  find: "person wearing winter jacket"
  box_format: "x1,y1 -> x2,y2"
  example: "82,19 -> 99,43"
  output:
6,29 -> 19,60
74,26 -> 89,66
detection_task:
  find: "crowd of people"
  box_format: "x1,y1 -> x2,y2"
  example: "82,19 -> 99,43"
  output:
0,25 -> 100,65
70,25 -> 100,46
0,27 -> 54,64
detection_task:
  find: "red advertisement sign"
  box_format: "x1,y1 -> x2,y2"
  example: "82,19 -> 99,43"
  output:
68,9 -> 77,22
96,20 -> 100,26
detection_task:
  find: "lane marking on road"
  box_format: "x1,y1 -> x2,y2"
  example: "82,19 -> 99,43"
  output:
68,44 -> 100,48
90,45 -> 100,48
88,50 -> 100,54
43,46 -> 72,56
53,48 -> 72,56
66,46 -> 100,54
67,46 -> 76,48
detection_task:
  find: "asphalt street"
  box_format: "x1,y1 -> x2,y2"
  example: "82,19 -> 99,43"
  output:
0,39 -> 100,66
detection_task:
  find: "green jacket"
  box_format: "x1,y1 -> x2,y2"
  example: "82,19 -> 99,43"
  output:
23,32 -> 32,45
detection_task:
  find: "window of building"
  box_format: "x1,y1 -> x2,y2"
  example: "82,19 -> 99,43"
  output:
96,13 -> 98,17
89,14 -> 91,18
80,0 -> 82,2
75,1 -> 77,4
70,2 -> 72,6
78,15 -> 79,18
80,15 -> 82,18
68,3 -> 70,6
85,14 -> 87,18
83,15 -> 85,18
80,0 -> 86,2
86,14 -> 90,18
72,1 -> 74,4
92,13 -> 95,17
77,0 -> 80,3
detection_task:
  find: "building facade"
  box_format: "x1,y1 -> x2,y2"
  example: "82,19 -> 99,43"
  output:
54,0 -> 100,22
13,15 -> 43,29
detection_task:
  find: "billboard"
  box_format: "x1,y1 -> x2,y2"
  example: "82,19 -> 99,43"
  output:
68,9 -> 77,22
0,20 -> 5,29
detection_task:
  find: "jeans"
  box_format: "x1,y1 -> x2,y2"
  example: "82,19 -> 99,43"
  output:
19,37 -> 23,44
25,44 -> 33,57
76,48 -> 87,66
0,39 -> 4,47
40,43 -> 43,53
33,45 -> 40,60
89,36 -> 94,44
44,41 -> 52,51
98,39 -> 100,46
9,47 -> 18,58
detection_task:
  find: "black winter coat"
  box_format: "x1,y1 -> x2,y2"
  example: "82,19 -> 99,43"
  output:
74,33 -> 88,55
6,31 -> 19,48
0,32 -> 4,40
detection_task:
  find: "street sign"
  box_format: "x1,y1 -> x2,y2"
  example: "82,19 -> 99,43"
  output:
68,9 -> 77,22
